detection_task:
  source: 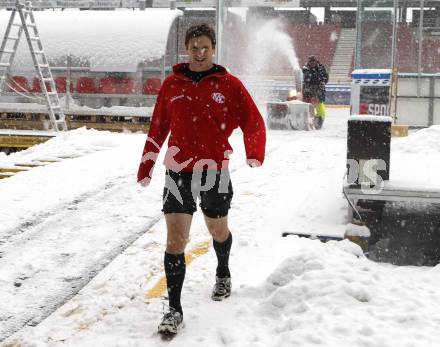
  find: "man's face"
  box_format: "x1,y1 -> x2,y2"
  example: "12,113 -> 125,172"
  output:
308,59 -> 317,68
187,35 -> 214,72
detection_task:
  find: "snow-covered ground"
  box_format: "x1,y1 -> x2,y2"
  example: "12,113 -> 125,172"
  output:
2,108 -> 440,347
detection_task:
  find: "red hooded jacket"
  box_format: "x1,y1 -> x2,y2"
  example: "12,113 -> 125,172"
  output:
137,63 -> 266,183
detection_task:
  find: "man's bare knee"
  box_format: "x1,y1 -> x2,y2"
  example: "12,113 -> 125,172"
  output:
166,239 -> 187,254
204,215 -> 229,242
165,213 -> 192,254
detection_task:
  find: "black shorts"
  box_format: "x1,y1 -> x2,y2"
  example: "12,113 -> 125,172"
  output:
162,169 -> 233,218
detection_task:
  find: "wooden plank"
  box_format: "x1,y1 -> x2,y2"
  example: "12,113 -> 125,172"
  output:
0,167 -> 30,173
36,159 -> 61,163
14,163 -> 46,167
391,124 -> 409,137
56,155 -> 82,159
0,172 -> 15,179
0,134 -> 53,148
0,118 -> 150,133
0,120 -> 48,131
66,121 -> 150,132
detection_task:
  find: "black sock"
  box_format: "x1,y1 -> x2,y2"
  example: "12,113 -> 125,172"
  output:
164,252 -> 186,315
213,232 -> 232,278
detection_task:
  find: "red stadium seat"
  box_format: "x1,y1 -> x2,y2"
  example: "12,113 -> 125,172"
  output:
359,23 -> 440,73
30,77 -> 51,92
54,76 -> 73,93
98,76 -> 119,94
143,78 -> 161,95
7,76 -> 29,92
120,77 -> 141,94
422,38 -> 440,73
288,24 -> 341,70
76,77 -> 97,94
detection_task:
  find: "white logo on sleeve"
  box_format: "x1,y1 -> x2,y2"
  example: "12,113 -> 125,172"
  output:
212,92 -> 225,104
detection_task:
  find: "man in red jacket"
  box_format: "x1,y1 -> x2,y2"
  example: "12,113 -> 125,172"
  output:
137,23 -> 266,336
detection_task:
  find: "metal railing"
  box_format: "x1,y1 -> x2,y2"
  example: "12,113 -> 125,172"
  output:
0,0 -> 337,9
0,0 -> 144,9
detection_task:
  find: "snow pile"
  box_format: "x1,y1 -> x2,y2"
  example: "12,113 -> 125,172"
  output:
345,223 -> 371,238
0,127 -> 120,167
246,239 -> 440,347
0,9 -> 182,72
390,125 -> 440,189
392,125 -> 440,154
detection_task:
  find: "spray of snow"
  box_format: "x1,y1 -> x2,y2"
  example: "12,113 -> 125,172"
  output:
244,19 -> 300,75
227,17 -> 301,103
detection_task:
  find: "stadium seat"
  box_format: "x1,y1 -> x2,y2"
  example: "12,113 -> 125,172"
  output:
360,24 -> 393,69
98,76 -> 119,94
396,25 -> 417,73
120,77 -> 141,94
143,78 -> 161,95
30,77 -> 51,92
54,76 -> 74,93
7,76 -> 29,92
76,77 -> 97,94
288,24 -> 341,70
422,39 -> 440,73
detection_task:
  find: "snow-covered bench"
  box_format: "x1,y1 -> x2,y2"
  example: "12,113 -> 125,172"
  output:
343,180 -> 440,222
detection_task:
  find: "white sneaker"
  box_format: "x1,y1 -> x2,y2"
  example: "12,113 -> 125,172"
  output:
158,308 -> 184,335
211,276 -> 231,301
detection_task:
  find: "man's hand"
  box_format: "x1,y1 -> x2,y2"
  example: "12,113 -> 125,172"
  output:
138,176 -> 151,187
247,159 -> 262,168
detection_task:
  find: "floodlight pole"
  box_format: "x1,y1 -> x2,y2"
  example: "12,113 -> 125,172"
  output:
390,0 -> 398,71
389,0 -> 399,121
417,0 -> 424,97
354,0 -> 363,69
215,0 -> 226,65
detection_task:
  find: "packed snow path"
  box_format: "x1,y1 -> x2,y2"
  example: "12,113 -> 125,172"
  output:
0,111 -> 346,342
0,131 -> 162,341
2,109 -> 440,346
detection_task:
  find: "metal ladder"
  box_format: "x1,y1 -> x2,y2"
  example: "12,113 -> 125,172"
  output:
0,0 -> 68,131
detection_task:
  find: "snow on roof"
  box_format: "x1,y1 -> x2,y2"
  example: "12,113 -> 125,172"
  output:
0,9 -> 182,73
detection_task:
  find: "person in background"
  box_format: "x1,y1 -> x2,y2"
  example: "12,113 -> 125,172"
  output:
302,54 -> 328,129
137,23 -> 266,336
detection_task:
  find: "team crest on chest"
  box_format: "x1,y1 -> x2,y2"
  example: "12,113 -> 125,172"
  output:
212,92 -> 225,104
170,94 -> 184,103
